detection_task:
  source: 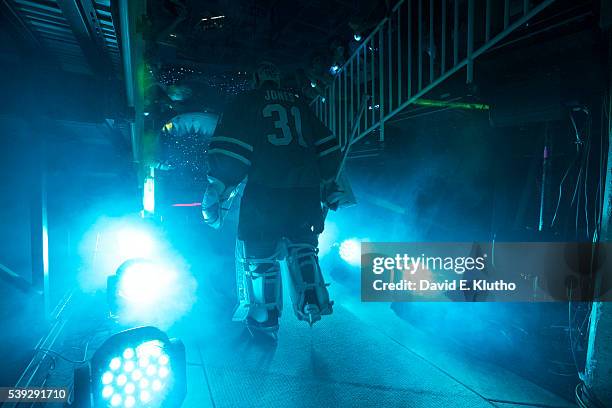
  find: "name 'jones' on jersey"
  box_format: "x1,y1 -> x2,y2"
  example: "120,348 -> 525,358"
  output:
264,89 -> 296,103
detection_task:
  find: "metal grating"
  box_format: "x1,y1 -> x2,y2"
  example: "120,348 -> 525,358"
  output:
3,0 -> 121,75
91,0 -> 121,72
10,0 -> 91,74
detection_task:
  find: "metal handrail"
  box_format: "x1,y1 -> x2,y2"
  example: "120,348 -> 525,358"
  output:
311,0 -> 557,147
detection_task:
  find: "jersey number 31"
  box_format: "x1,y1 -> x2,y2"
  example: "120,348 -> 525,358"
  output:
263,104 -> 307,147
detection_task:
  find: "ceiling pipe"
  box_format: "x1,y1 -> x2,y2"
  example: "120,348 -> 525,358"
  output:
118,0 -> 145,165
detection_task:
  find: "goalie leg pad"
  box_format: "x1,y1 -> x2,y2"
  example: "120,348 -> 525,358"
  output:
233,240 -> 283,330
284,241 -> 333,325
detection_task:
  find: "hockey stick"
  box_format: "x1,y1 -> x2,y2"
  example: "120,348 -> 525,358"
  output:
322,95 -> 371,218
335,95 -> 372,183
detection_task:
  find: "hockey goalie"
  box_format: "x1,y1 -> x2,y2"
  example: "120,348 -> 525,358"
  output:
201,62 -> 349,337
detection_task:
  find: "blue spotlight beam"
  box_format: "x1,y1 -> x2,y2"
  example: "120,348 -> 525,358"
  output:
339,239 -> 361,267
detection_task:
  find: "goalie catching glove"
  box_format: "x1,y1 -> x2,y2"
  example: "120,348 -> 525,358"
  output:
321,172 -> 356,211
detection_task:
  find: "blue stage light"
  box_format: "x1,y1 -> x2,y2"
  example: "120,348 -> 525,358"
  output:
107,259 -> 178,317
116,227 -> 156,261
72,326 -> 186,408
143,169 -> 155,215
330,64 -> 340,75
353,33 -> 362,41
100,342 -> 170,405
339,239 -> 361,266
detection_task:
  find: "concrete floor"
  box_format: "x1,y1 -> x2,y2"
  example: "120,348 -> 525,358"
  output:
178,300 -> 576,408
2,286 -> 577,408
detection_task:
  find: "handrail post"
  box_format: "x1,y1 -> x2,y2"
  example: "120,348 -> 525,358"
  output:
379,25 -> 386,142
467,0 -> 474,83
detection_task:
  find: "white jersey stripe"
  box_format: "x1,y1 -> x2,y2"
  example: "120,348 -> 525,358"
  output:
208,148 -> 252,166
210,136 -> 254,151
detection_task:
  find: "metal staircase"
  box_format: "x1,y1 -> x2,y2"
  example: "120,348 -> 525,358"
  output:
310,0 -> 557,148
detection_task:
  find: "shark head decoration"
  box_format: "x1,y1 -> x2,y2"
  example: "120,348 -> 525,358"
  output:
162,112 -> 219,139
157,111 -> 219,179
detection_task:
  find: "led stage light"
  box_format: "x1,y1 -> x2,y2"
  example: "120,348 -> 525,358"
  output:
72,327 -> 186,408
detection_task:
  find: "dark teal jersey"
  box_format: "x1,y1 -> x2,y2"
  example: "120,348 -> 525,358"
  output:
208,85 -> 340,189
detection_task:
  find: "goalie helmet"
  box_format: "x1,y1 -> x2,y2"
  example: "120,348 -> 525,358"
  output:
253,61 -> 281,89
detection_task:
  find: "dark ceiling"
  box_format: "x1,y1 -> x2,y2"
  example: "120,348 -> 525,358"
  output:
145,0 -> 389,72
139,0 -> 395,118
0,0 -> 602,146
